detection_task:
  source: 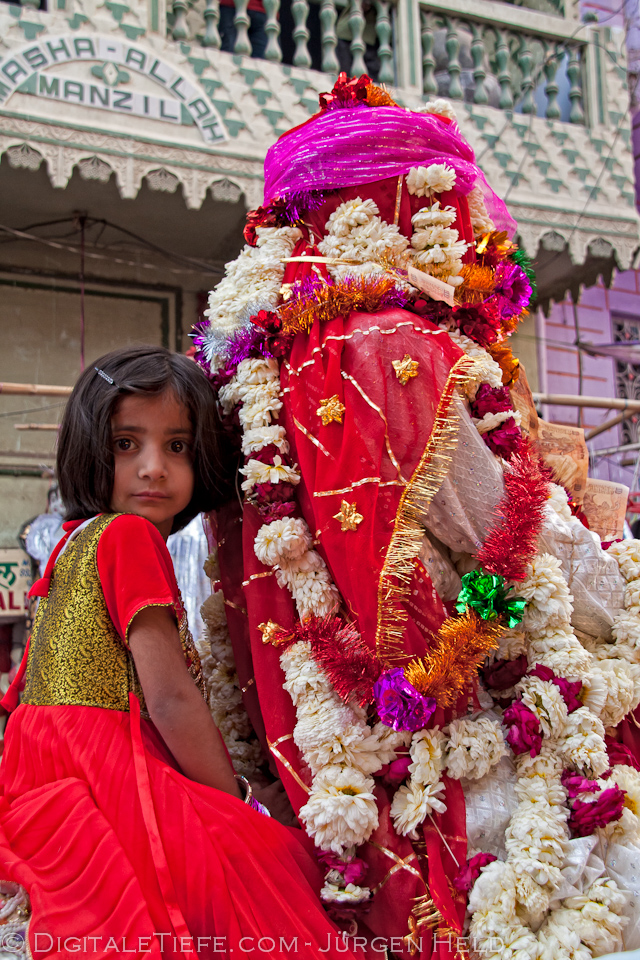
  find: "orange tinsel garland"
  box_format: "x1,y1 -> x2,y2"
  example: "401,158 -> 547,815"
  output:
404,611 -> 503,708
280,275 -> 405,335
488,341 -> 520,386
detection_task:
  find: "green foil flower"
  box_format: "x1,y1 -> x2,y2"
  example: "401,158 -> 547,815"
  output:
455,570 -> 526,628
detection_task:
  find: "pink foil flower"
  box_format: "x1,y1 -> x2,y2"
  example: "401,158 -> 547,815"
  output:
569,786 -> 626,837
503,701 -> 542,757
494,261 -> 532,318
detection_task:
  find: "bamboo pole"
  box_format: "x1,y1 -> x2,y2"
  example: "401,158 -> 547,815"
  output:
0,382 -> 72,397
14,424 -> 60,431
585,408 -> 638,441
533,393 -> 640,411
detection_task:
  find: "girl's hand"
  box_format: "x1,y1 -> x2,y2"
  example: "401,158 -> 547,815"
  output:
129,605 -> 241,799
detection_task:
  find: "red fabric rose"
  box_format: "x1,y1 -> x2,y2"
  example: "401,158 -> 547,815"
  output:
471,384 -> 513,419
561,769 -> 600,798
452,853 -> 497,894
484,418 -> 523,460
569,786 -> 626,837
481,655 -> 528,691
503,701 -> 542,757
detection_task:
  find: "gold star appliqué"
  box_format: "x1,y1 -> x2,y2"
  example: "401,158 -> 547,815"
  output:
317,395 -> 346,426
392,355 -> 419,385
258,620 -> 291,646
333,500 -> 364,532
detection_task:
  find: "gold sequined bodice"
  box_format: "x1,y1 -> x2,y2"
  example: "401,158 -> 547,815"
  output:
22,514 -> 207,713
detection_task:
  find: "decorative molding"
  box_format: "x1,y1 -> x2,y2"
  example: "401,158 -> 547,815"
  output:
0,5 -> 636,262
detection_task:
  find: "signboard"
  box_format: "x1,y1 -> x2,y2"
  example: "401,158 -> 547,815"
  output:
0,35 -> 227,143
0,550 -> 32,619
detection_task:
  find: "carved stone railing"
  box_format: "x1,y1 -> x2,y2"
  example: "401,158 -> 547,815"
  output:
169,0 -> 396,83
167,0 -> 603,131
418,0 -> 587,123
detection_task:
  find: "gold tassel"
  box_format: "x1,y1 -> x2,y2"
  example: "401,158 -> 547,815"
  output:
375,355 -> 482,662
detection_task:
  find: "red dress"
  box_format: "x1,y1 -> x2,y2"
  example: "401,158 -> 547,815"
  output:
0,515 -> 360,960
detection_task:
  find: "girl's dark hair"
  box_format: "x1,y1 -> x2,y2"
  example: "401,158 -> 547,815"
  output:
57,346 -> 233,534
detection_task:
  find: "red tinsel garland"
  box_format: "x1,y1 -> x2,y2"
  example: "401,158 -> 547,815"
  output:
476,439 -> 550,582
275,616 -> 382,706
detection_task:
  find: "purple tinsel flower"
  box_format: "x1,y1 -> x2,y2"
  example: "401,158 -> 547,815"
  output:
278,189 -> 327,224
373,668 -> 436,732
494,261 -> 532,319
224,324 -> 276,367
190,318 -> 219,375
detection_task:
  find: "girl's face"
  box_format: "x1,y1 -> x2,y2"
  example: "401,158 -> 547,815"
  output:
110,390 -> 195,540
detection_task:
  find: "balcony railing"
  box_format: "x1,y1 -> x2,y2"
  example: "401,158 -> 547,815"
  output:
419,7 -> 585,123
168,0 -> 593,125
169,0 -> 396,83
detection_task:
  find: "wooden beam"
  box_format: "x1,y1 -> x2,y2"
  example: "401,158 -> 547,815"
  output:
14,424 -> 60,431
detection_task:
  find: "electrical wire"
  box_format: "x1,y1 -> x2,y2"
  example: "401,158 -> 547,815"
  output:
0,401 -> 66,420
0,223 -> 223,278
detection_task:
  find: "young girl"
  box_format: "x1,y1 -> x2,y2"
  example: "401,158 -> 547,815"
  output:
0,347 -> 362,960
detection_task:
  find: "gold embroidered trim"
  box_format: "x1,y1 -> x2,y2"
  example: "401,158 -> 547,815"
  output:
292,416 -> 333,459
125,601 -> 176,645
241,677 -> 255,693
224,598 -> 248,615
394,173 -> 403,226
283,323 -> 444,379
340,369 -> 404,478
366,841 -> 423,894
241,570 -> 274,587
267,734 -> 311,794
313,478 -> 405,498
375,355 -> 478,663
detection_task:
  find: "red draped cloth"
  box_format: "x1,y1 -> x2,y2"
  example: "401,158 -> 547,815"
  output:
217,176 -> 477,957
0,518 -> 362,960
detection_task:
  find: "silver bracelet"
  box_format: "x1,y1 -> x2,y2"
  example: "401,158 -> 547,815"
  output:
234,774 -> 271,817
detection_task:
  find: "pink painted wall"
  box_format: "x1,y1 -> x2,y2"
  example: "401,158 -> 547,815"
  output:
529,0 -> 640,495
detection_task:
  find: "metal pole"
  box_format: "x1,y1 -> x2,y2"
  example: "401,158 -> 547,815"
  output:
533,393 -> 640,411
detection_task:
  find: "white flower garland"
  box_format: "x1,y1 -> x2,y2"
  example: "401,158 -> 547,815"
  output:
318,197 -> 410,283
410,203 -> 468,286
199,560 -> 264,778
202,226 -> 302,361
468,510 -> 640,956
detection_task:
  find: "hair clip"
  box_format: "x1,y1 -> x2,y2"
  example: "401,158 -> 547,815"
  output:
94,366 -> 117,386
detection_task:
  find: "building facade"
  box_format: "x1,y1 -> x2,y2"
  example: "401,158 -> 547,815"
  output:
0,0 -> 638,549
